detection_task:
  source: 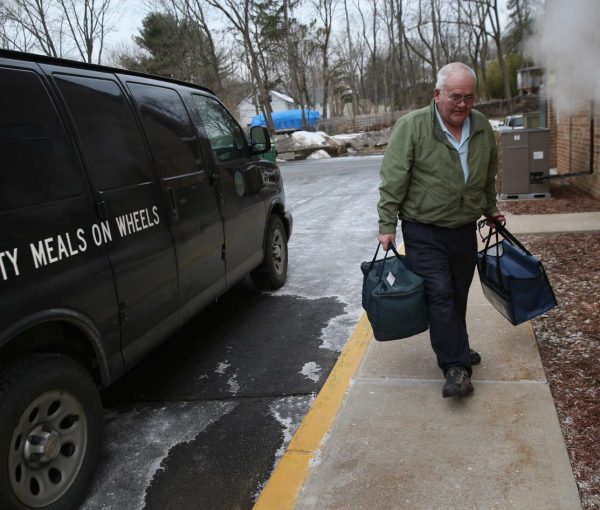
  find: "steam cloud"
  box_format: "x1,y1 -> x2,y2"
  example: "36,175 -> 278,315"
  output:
528,0 -> 600,114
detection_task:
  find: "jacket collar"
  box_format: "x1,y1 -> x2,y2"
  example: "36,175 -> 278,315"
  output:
429,99 -> 486,143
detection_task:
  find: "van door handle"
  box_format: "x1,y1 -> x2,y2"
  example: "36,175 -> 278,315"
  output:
167,187 -> 178,221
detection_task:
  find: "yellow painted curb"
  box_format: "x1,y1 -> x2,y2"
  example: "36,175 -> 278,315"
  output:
253,313 -> 373,510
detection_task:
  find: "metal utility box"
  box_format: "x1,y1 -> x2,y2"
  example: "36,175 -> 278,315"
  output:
499,128 -> 551,199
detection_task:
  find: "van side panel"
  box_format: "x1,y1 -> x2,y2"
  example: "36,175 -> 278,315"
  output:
0,50 -> 292,389
188,94 -> 267,284
47,68 -> 183,367
125,80 -> 226,321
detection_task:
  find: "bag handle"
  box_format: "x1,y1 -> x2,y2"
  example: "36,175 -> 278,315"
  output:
368,243 -> 381,269
494,222 -> 533,256
368,243 -> 404,282
477,218 -> 532,256
378,243 -> 405,282
367,243 -> 388,281
477,220 -> 504,291
477,219 -> 537,292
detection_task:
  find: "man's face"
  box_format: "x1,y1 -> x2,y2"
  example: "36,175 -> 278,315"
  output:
434,72 -> 476,130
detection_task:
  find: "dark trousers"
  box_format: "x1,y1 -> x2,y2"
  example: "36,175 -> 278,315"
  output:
401,220 -> 477,374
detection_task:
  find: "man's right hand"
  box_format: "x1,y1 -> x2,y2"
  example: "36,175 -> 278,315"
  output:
378,234 -> 396,251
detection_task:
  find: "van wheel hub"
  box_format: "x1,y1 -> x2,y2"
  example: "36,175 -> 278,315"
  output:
271,229 -> 285,274
9,390 -> 88,508
24,425 -> 62,467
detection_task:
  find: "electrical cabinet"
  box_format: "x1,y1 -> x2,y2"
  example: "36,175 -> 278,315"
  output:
499,128 -> 551,199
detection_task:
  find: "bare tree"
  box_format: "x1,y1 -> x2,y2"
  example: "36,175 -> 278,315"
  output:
1,0 -> 115,63
100,0 -> 517,118
386,0 -> 410,109
161,0 -> 224,93
311,0 -> 338,119
404,0 -> 438,85
281,0 -> 309,127
58,0 -> 113,63
356,0 -> 382,111
1,0 -> 62,56
461,0 -> 490,99
0,6 -> 36,52
202,0 -> 276,131
342,0 -> 359,117
485,0 -> 511,100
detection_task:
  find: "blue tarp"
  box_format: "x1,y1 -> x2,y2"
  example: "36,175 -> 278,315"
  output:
250,109 -> 320,131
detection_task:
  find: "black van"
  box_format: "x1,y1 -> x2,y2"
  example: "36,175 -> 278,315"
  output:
0,50 -> 292,510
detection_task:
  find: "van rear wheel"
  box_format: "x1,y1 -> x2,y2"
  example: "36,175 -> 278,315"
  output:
251,215 -> 288,290
0,354 -> 102,510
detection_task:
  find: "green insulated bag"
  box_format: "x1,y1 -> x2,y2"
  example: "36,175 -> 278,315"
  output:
361,244 -> 429,341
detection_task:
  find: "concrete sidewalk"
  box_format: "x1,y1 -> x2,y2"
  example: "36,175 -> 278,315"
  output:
294,275 -> 580,509
255,213 -> 599,510
506,211 -> 600,234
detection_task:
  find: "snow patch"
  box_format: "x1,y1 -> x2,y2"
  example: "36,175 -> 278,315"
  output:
81,401 -> 236,510
268,396 -> 315,461
291,130 -> 329,146
310,448 -> 322,467
253,395 -> 315,502
319,311 -> 363,352
227,372 -> 240,394
331,132 -> 362,141
215,361 -> 230,374
307,149 -> 331,160
300,362 -> 322,382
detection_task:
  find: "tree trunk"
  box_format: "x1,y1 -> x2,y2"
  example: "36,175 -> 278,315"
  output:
489,0 -> 512,102
343,0 -> 358,118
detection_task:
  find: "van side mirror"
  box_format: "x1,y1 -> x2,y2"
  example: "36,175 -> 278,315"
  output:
250,126 -> 271,155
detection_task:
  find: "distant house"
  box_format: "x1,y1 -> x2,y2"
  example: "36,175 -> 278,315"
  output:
238,91 -> 295,128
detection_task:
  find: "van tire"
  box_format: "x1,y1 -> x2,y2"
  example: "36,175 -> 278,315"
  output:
251,215 -> 288,290
0,354 -> 102,510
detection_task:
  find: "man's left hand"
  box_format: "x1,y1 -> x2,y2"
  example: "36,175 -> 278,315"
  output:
485,213 -> 505,228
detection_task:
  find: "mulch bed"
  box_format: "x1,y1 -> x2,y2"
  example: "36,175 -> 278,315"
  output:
498,181 -> 600,509
500,180 -> 600,215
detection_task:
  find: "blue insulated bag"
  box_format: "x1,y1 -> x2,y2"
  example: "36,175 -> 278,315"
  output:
361,244 -> 429,341
477,221 -> 557,326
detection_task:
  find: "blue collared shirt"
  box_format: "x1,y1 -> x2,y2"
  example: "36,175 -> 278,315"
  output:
435,106 -> 470,183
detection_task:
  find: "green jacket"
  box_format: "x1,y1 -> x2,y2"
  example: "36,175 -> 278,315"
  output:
378,101 -> 499,233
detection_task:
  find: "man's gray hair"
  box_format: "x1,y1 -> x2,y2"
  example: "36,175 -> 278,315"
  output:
435,62 -> 476,90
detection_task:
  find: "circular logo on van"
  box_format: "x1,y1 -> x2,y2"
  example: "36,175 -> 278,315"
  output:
234,171 -> 245,196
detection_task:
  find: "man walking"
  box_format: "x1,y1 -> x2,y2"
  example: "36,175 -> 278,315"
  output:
377,62 -> 504,398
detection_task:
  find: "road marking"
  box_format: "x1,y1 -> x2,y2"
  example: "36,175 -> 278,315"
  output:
253,242 -> 404,510
253,313 -> 373,510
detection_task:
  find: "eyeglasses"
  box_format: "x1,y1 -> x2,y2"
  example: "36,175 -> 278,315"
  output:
448,94 -> 476,105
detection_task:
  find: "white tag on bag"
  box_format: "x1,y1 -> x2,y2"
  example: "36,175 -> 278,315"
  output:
386,272 -> 396,286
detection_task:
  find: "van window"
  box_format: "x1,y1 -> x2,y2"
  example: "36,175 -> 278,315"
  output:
0,67 -> 84,212
128,83 -> 202,179
192,95 -> 247,163
55,75 -> 152,190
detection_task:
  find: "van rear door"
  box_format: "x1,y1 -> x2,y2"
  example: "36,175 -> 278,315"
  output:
0,63 -> 121,369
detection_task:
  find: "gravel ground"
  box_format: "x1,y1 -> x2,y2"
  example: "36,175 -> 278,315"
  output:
499,181 -> 600,510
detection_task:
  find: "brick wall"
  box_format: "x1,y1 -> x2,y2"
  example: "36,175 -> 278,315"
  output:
547,99 -> 558,168
552,100 -> 600,198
